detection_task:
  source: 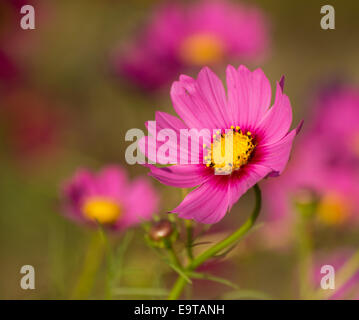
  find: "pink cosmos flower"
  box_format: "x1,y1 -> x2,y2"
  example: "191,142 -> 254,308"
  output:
262,83 -> 359,232
114,0 -> 269,91
139,65 -> 301,224
61,166 -> 159,230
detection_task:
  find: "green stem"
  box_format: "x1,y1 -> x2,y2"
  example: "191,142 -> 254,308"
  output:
167,184 -> 262,300
296,214 -> 314,299
71,230 -> 104,299
165,240 -> 182,269
105,230 -> 134,300
181,188 -> 194,261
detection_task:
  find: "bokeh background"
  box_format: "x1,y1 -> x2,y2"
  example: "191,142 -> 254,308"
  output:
1,0 -> 359,299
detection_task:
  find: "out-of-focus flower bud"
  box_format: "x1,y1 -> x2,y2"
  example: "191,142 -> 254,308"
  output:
149,220 -> 173,241
293,187 -> 319,218
146,220 -> 178,248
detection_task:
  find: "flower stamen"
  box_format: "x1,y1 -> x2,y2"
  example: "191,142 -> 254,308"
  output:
205,126 -> 256,174
82,197 -> 122,225
179,33 -> 224,66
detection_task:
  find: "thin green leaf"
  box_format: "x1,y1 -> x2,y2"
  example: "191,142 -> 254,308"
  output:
194,224 -> 213,240
168,263 -> 192,284
213,243 -> 237,259
111,230 -> 134,283
213,223 -> 264,259
190,241 -> 213,248
146,244 -> 189,283
188,271 -> 238,289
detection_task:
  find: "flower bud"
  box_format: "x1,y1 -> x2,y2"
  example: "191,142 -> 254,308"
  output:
293,187 -> 318,218
149,220 -> 174,241
146,219 -> 178,248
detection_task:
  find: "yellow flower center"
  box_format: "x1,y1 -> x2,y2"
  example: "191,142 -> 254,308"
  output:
317,193 -> 349,225
82,197 -> 121,225
179,33 -> 224,66
204,126 -> 256,175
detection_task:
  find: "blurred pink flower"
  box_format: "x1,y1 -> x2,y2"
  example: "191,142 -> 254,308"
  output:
312,250 -> 359,300
0,89 -> 64,160
311,83 -> 359,165
114,0 -> 269,91
140,65 -> 300,224
61,166 -> 159,230
261,83 -> 359,241
0,49 -> 19,85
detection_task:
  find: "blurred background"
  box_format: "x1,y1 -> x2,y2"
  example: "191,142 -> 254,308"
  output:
1,0 -> 359,299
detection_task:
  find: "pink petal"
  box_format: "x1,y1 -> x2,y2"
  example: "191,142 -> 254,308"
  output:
154,111 -> 193,163
155,111 -> 188,132
171,163 -> 270,224
171,176 -> 230,224
170,68 -> 228,129
254,128 -> 298,176
145,164 -> 210,188
226,65 -> 271,130
138,135 -> 157,163
139,132 -> 190,165
279,75 -> 285,91
196,67 -> 230,128
61,169 -> 97,220
116,177 -> 159,229
96,166 -> 127,198
141,112 -> 192,164
228,164 -> 271,210
255,82 -> 292,145
63,169 -> 96,201
139,112 -> 208,164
